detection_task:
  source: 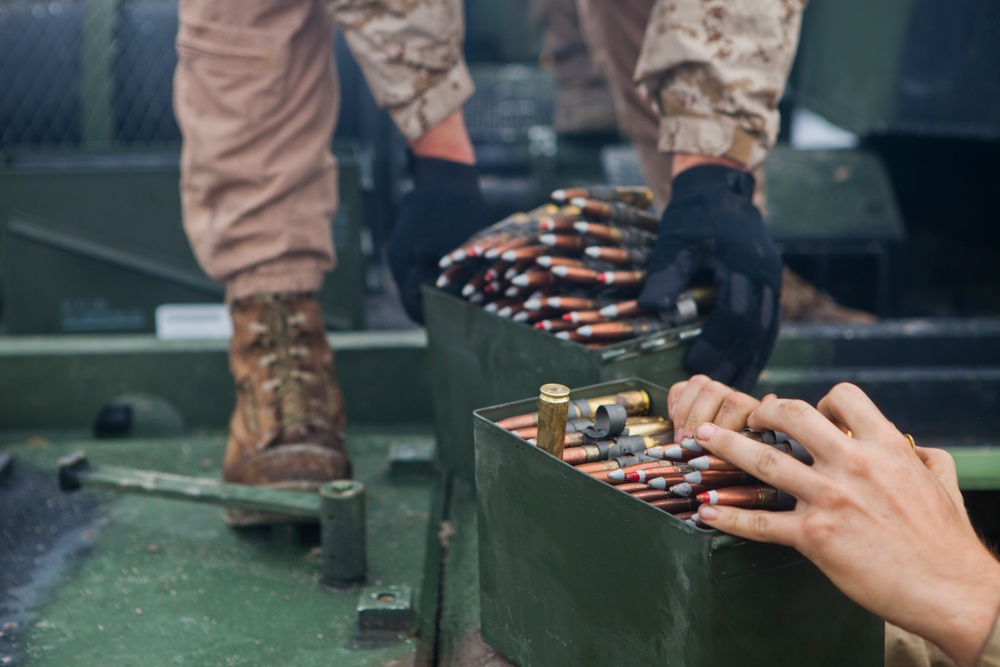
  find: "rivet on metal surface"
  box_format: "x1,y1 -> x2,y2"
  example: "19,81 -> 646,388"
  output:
357,584 -> 416,634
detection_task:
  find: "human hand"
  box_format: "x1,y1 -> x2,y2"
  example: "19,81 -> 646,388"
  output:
386,156 -> 487,323
637,165 -> 782,391
692,383 -> 1000,667
666,374 -> 762,443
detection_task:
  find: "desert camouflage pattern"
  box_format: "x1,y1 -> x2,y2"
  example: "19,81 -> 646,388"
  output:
326,0 -> 474,141
174,0 -> 471,300
635,0 -> 807,169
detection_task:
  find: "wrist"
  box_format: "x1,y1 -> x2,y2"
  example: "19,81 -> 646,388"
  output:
672,153 -> 745,176
408,110 -> 475,164
918,551 -> 1000,667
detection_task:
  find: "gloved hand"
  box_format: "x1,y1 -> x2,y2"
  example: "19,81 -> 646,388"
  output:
386,155 -> 488,323
637,164 -> 782,391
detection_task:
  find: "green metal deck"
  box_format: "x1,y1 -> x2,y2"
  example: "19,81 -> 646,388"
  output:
3,326 -> 1000,666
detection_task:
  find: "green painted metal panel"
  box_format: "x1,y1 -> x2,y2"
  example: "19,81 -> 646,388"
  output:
4,433 -> 437,666
796,0 -> 918,135
764,147 -> 903,245
0,331 -> 431,431
473,378 -> 882,666
0,144 -> 366,334
424,287 -> 696,482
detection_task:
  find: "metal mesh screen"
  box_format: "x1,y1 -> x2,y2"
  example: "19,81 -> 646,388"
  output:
0,0 -> 181,151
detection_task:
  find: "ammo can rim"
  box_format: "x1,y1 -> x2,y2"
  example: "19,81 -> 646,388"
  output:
425,288 -> 704,366
473,376 -> 771,551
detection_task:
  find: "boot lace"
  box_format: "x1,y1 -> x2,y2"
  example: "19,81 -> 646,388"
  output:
251,298 -> 331,438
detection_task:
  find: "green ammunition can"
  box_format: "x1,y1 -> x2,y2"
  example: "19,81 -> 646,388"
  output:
473,377 -> 883,666
424,287 -> 699,482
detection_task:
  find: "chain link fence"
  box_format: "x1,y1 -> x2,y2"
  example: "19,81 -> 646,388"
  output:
0,0 -> 181,151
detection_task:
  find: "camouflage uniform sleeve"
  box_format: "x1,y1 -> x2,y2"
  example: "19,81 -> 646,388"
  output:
634,0 -> 807,169
326,0 -> 475,142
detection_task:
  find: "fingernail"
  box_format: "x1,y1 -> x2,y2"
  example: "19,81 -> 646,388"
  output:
694,423 -> 716,441
680,438 -> 703,453
698,505 -> 720,521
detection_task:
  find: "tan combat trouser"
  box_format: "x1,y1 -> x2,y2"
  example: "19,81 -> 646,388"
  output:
174,0 -> 473,302
577,0 -> 805,211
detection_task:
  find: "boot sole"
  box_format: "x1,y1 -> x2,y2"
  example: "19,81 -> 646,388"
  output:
224,480 -> 321,527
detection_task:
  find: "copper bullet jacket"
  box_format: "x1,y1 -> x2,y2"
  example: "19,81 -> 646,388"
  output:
696,486 -> 796,510
575,460 -> 620,473
551,265 -> 600,284
573,221 -> 624,243
563,309 -> 607,325
534,319 -> 576,333
561,444 -> 604,465
501,245 -> 549,262
483,236 -> 533,260
683,470 -> 756,487
598,299 -> 646,318
614,483 -> 650,494
630,489 -> 672,502
596,270 -> 645,287
583,245 -> 644,265
688,454 -> 741,471
510,270 -> 557,288
543,296 -> 600,311
539,213 -> 581,232
535,255 -> 586,269
649,497 -> 699,514
569,198 -> 660,233
538,233 -> 586,252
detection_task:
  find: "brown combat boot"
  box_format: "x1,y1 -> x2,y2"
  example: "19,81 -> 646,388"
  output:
223,293 -> 349,525
780,267 -> 879,325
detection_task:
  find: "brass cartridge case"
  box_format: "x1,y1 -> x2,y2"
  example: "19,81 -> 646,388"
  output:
536,383 -> 571,460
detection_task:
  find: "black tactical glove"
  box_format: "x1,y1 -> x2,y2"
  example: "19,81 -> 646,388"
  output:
637,165 -> 782,391
386,156 -> 488,324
